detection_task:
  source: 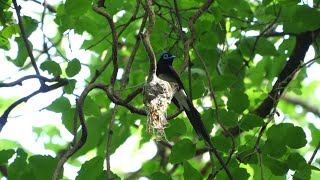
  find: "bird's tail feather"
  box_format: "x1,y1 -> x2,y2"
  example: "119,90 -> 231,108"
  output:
184,99 -> 214,148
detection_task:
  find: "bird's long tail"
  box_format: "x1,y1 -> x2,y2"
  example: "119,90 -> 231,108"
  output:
184,99 -> 234,179
184,99 -> 213,148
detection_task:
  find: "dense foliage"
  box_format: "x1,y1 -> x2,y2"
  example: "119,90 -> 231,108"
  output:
0,0 -> 320,179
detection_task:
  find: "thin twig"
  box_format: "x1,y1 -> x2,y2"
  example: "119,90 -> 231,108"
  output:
193,46 -> 236,166
106,107 -> 118,179
31,0 -> 56,13
12,0 -> 41,78
93,2 -> 118,87
72,99 -> 79,146
179,0 -> 214,73
282,95 -> 320,117
0,75 -> 61,87
308,142 -> 320,164
0,79 -> 68,132
237,8 -> 282,73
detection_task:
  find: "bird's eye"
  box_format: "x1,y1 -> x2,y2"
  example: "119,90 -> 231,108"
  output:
163,54 -> 168,59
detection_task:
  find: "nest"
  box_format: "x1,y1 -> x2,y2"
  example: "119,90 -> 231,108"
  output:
143,75 -> 178,139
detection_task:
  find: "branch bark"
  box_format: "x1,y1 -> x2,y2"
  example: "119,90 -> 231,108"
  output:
12,0 -> 41,77
255,30 -> 320,118
141,0 -> 157,81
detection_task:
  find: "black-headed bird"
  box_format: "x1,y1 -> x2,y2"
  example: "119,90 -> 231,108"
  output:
156,52 -> 214,148
156,53 -> 233,179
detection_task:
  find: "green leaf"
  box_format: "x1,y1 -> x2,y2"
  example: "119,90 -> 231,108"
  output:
7,37 -> 30,67
183,161 -> 202,180
8,149 -> 34,180
21,16 -> 38,37
219,109 -> 238,127
211,135 -> 232,153
169,139 -> 196,164
216,167 -> 250,180
264,138 -> 287,158
212,74 -> 237,91
283,5 -> 320,33
239,114 -> 264,131
286,125 -> 307,149
164,118 -> 187,140
238,38 -> 254,57
1,25 -> 19,38
40,60 -> 62,76
110,121 -> 131,153
66,59 -> 81,77
0,140 -> 21,149
74,117 -> 104,157
266,123 -> 307,151
46,96 -> 71,113
29,155 -> 58,180
63,79 -> 77,94
293,169 -> 311,180
217,0 -> 239,10
76,156 -> 104,180
0,35 -> 10,50
141,160 -> 159,175
251,164 -> 286,180
202,108 -> 215,133
150,172 -> 172,180
265,157 -> 289,176
227,90 -> 250,113
0,149 -> 15,164
65,0 -> 91,16
286,153 -> 308,171
256,38 -> 279,56
278,0 -> 300,5
97,170 -> 120,180
287,79 -> 303,95
309,124 -> 320,147
84,96 -> 101,116
62,108 -> 77,134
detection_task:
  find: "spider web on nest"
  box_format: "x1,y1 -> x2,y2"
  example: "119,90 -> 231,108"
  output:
143,75 -> 178,140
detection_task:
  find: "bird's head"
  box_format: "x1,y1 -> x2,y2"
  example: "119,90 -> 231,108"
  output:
159,53 -> 176,65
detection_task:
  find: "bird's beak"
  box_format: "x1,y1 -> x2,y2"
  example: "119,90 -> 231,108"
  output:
170,55 -> 176,59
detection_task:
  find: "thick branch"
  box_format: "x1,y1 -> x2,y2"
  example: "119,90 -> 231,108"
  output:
53,87 -> 89,180
255,30 -> 320,118
93,3 -> 118,86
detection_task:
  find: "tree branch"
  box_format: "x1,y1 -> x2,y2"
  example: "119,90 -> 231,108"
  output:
255,29 -> 320,118
12,0 -> 41,78
92,2 -> 118,87
0,78 -> 68,132
282,95 -> 320,117
179,0 -> 214,73
141,0 -> 157,81
0,75 -> 61,87
308,142 -> 320,164
53,86 -> 90,180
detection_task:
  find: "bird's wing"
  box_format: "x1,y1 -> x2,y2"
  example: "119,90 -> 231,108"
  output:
157,65 -> 185,90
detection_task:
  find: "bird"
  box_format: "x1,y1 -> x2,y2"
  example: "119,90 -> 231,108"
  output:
156,52 -> 214,148
156,53 -> 234,179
